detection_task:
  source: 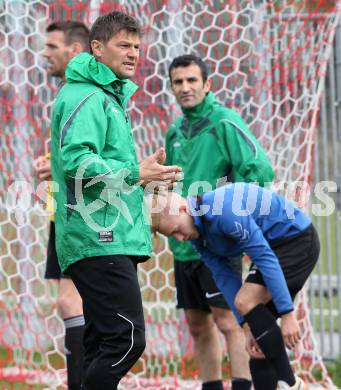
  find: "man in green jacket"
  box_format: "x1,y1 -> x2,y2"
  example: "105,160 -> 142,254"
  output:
50,11 -> 181,390
165,54 -> 274,390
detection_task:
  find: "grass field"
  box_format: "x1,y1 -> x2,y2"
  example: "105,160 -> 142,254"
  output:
0,382 -> 46,390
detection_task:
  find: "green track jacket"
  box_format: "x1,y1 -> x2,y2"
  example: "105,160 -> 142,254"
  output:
165,92 -> 274,261
50,53 -> 152,272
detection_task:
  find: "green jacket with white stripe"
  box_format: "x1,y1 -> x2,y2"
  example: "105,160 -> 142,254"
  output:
50,52 -> 152,273
165,92 -> 274,262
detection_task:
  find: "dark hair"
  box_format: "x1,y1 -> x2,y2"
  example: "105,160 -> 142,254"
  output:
46,21 -> 90,52
89,11 -> 141,46
168,54 -> 208,83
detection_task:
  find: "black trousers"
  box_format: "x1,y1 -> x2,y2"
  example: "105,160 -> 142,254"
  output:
68,255 -> 146,390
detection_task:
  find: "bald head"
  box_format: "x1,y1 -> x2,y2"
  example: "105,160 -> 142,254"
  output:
148,192 -> 199,241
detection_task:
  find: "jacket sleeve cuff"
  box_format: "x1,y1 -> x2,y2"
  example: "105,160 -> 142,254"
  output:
278,308 -> 294,316
239,318 -> 247,327
127,164 -> 140,185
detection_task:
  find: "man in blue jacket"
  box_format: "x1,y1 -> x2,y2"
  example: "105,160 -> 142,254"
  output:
150,183 -> 319,390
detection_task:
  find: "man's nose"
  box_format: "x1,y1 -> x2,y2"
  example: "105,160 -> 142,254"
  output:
127,47 -> 139,58
181,81 -> 190,92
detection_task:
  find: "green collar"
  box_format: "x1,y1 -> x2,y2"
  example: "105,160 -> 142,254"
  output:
97,64 -> 138,108
181,92 -> 216,122
102,80 -> 138,108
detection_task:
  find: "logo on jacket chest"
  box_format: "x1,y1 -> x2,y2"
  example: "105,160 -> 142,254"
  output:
230,222 -> 250,242
99,231 -> 113,242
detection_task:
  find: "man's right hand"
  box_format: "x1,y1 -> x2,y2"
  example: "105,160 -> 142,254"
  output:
281,311 -> 301,350
139,148 -> 182,189
243,323 -> 265,359
33,155 -> 52,181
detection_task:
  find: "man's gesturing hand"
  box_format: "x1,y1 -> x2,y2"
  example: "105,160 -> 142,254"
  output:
139,148 -> 182,188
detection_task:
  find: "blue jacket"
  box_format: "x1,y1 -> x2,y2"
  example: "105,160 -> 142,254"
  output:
189,183 -> 311,324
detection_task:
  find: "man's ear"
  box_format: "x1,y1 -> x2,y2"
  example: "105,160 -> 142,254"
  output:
71,42 -> 84,56
91,40 -> 102,58
170,81 -> 175,95
204,77 -> 211,93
